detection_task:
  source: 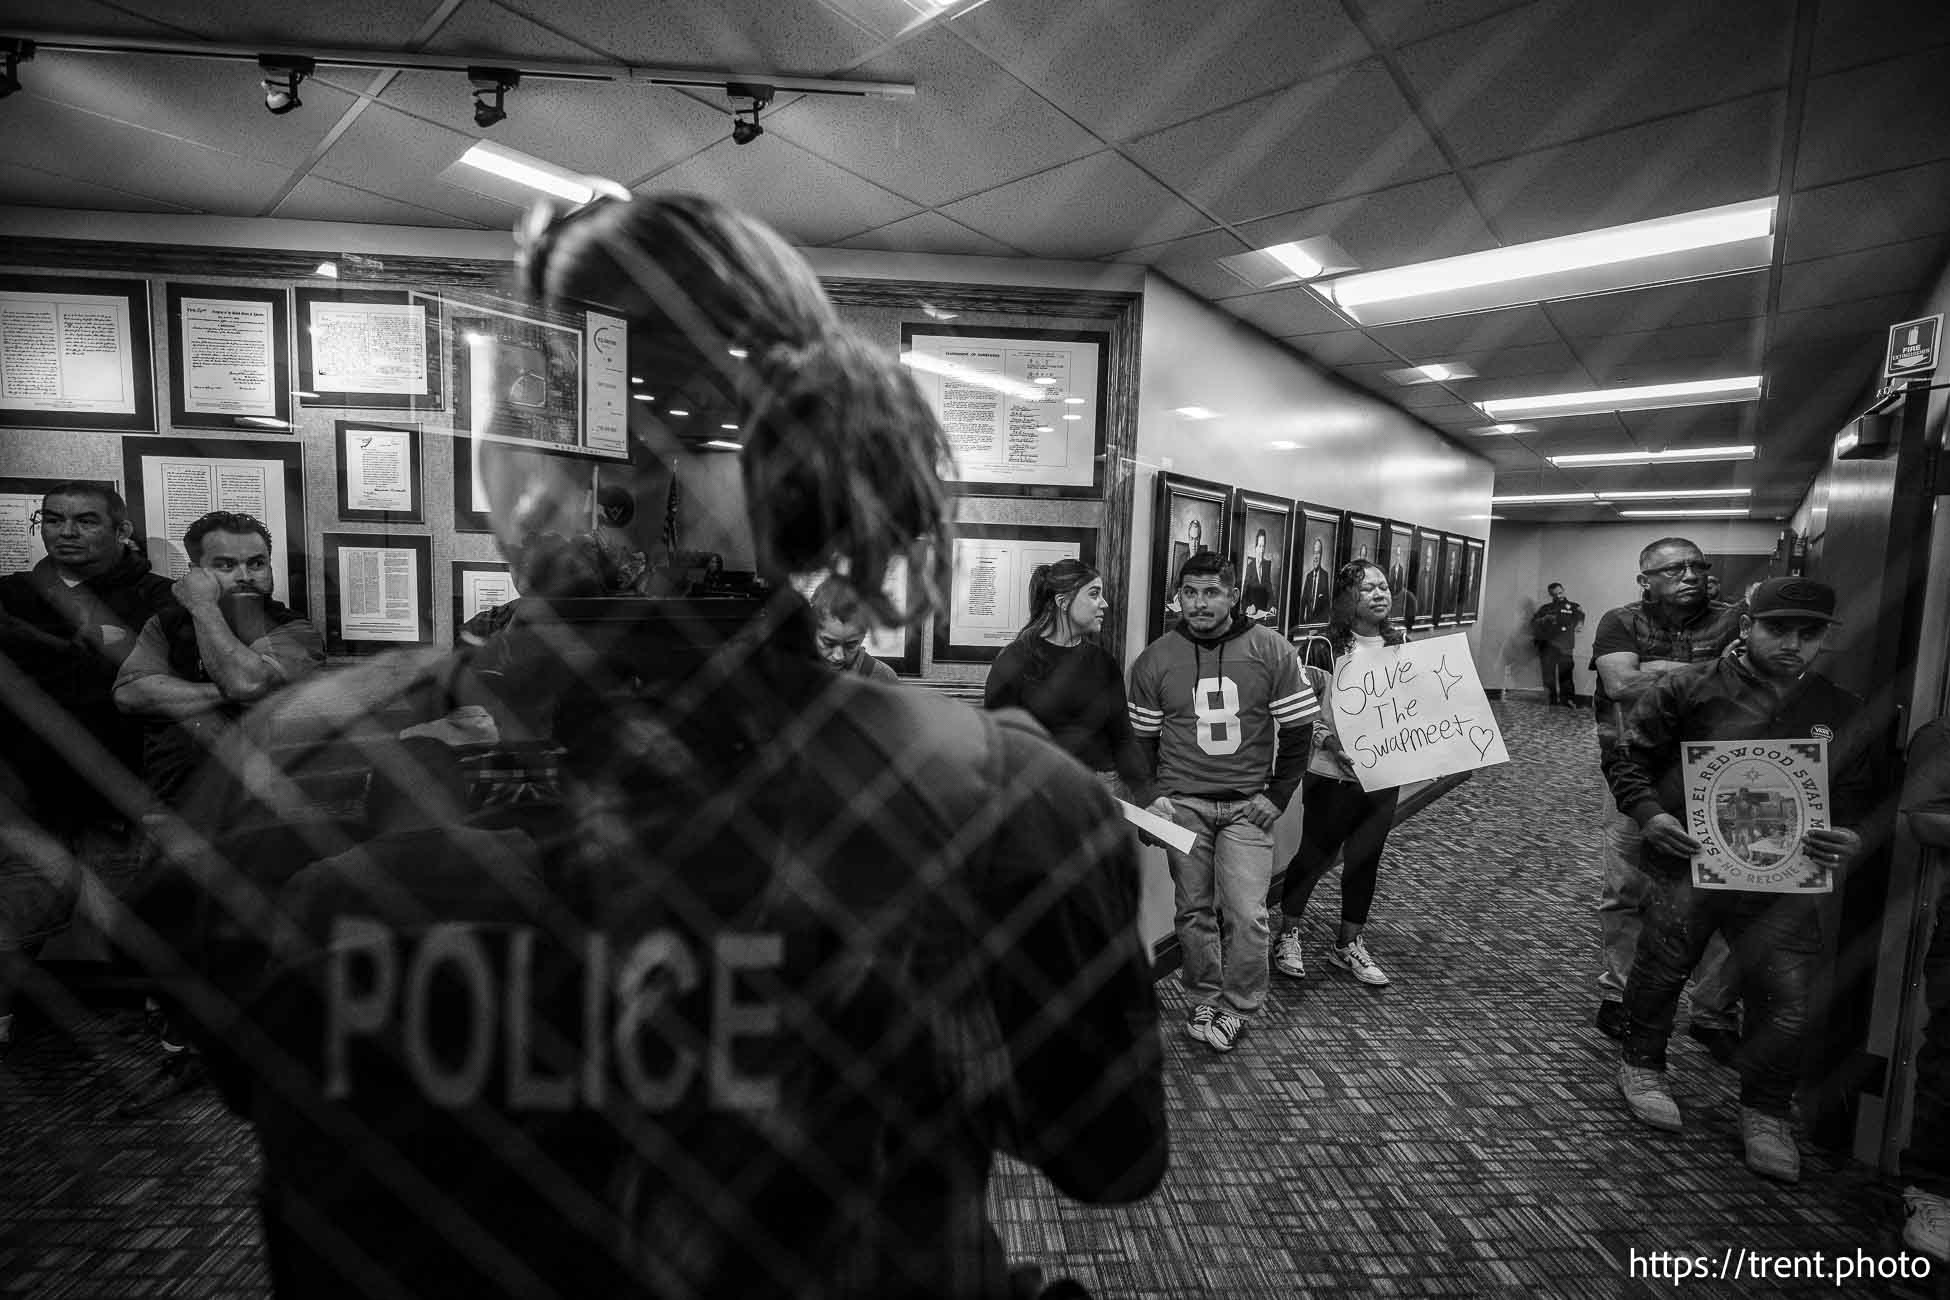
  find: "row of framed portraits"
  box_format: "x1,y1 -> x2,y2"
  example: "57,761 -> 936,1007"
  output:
1151,472 -> 1484,644
0,273 -> 630,461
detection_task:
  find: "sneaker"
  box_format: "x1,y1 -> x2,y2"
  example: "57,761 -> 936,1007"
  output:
1328,937 -> 1389,986
1204,1010 -> 1243,1053
1274,926 -> 1306,978
1740,1107 -> 1800,1182
116,1052 -> 206,1118
1618,1063 -> 1682,1131
1686,1021 -> 1740,1068
1185,1003 -> 1215,1046
1595,1001 -> 1629,1040
1903,1187 -> 1950,1261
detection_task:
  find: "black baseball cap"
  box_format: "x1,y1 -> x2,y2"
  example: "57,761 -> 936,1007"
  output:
1746,577 -> 1839,624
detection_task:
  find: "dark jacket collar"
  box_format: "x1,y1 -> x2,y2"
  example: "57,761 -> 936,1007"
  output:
1174,608 -> 1254,649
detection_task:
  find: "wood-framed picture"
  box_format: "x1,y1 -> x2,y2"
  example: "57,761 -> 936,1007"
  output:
293,287 -> 442,410
1381,519 -> 1415,625
164,283 -> 292,431
1229,489 -> 1293,632
0,274 -> 156,433
0,476 -> 119,578
1341,510 -> 1383,571
1408,525 -> 1440,630
934,523 -> 1098,664
1151,472 -> 1231,643
1436,532 -> 1466,626
323,531 -> 433,655
900,323 -> 1109,498
334,420 -> 423,525
1458,536 -> 1486,624
449,297 -> 608,457
452,559 -> 516,643
1289,503 -> 1341,632
123,437 -> 307,616
452,426 -> 494,533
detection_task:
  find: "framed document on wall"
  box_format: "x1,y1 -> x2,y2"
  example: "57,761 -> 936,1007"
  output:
1229,489 -> 1293,632
123,437 -> 307,616
294,287 -> 442,410
324,532 -> 433,654
933,523 -> 1098,664
1151,472 -> 1231,644
0,275 -> 156,432
901,324 -> 1107,497
165,284 -> 292,431
335,421 -> 423,525
452,559 -> 516,642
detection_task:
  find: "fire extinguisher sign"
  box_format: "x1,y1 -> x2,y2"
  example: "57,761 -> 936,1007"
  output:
1884,313 -> 1942,381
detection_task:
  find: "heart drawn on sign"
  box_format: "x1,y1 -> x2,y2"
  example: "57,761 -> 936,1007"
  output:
1468,726 -> 1496,759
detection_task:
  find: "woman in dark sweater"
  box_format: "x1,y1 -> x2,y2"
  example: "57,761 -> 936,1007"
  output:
984,559 -> 1149,801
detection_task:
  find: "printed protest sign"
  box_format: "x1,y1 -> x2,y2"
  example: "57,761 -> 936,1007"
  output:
1327,632 -> 1508,791
1682,739 -> 1831,893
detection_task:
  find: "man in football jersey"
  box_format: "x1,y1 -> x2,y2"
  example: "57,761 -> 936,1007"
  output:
1129,551 -> 1318,1053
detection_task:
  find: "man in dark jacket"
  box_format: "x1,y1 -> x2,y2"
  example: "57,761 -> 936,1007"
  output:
0,482 -> 174,1054
1605,578 -> 1875,1184
1530,582 -> 1584,706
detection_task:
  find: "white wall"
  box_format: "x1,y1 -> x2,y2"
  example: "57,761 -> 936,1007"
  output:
1475,519 -> 1785,698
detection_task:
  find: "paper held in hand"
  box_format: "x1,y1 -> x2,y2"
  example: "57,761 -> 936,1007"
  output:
1116,800 -> 1197,854
1326,633 -> 1509,791
1682,739 -> 1832,893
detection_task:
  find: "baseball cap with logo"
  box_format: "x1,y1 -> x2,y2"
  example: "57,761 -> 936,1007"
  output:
1746,577 -> 1839,624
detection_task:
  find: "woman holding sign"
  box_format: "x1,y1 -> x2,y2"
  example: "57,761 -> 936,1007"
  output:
1275,561 -> 1408,987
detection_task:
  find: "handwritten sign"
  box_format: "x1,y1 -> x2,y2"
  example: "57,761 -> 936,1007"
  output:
1328,633 -> 1508,791
1682,739 -> 1831,893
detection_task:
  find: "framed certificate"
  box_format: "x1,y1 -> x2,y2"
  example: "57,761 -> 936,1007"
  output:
165,284 -> 292,431
0,275 -> 156,432
334,420 -> 423,525
452,559 -> 517,642
123,437 -> 307,616
294,287 -> 442,409
933,523 -> 1098,664
323,531 -> 433,654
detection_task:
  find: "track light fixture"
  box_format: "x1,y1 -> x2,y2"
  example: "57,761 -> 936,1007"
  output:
727,81 -> 773,145
0,38 -> 33,99
469,66 -> 519,129
259,55 -> 312,115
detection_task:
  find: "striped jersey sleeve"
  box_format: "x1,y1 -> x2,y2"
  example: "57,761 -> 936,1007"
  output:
1127,655 -> 1164,737
1267,641 -> 1319,730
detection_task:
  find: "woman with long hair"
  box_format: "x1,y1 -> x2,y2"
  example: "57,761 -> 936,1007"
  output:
1274,559 -> 1410,987
984,558 -> 1149,800
161,192 -> 1165,1300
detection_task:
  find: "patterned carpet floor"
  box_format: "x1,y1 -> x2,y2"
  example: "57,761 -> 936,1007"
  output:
0,699 -> 1935,1297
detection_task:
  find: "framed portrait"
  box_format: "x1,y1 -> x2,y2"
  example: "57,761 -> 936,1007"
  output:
0,476 -> 118,578
165,284 -> 292,431
123,437 -> 307,617
933,523 -> 1098,664
323,531 -> 433,655
294,287 -> 442,410
1381,519 -> 1415,625
1408,526 -> 1440,630
1229,489 -> 1293,632
1289,503 -> 1341,632
1150,472 -> 1231,643
1436,533 -> 1466,626
334,421 -> 423,525
900,324 -> 1108,498
452,559 -> 516,642
1341,510 -> 1383,571
0,275 -> 156,432
1458,536 -> 1486,624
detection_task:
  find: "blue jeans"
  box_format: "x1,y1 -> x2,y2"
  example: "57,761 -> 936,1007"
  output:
1597,807 -> 1739,1030
1166,795 -> 1274,1018
1621,871 -> 1822,1114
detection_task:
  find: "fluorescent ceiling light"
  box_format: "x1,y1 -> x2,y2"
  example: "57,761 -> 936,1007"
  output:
312,261 -> 338,279
1389,361 -> 1476,386
1215,236 -> 1355,290
701,439 -> 744,451
1265,243 -> 1324,280
1266,440 -> 1306,451
1471,423 -> 1534,436
1617,507 -> 1750,517
457,141 -> 613,203
1490,492 -> 1601,504
1550,444 -> 1756,468
1173,406 -> 1220,420
1313,197 -> 1777,325
1596,487 -> 1752,500
900,350 -> 1044,401
1481,375 -> 1761,420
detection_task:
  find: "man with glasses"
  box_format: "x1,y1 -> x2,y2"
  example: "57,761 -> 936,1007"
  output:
0,483 -> 175,1057
1587,538 -> 1745,1054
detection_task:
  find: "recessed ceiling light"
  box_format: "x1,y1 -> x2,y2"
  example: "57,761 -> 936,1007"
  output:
1388,361 -> 1476,386
1616,507 -> 1750,517
1549,444 -> 1756,468
1481,375 -> 1762,420
1312,197 -> 1777,325
667,408 -> 691,417
632,394 -> 655,403
727,348 -> 748,359
1173,406 -> 1220,420
630,376 -> 643,384
457,141 -> 619,204
1216,236 -> 1355,290
701,438 -> 743,452
720,423 -> 739,430
1596,487 -> 1752,500
1489,492 -> 1602,504
1265,441 -> 1307,451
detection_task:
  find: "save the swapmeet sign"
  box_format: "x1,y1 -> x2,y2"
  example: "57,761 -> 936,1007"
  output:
1327,633 -> 1509,791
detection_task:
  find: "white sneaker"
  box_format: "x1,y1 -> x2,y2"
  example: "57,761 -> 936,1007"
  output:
1619,1063 -> 1682,1132
1904,1187 -> 1950,1261
1329,937 -> 1389,986
1739,1107 -> 1800,1182
1274,926 -> 1306,978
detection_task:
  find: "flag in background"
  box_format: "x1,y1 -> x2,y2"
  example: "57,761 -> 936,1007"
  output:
661,469 -> 681,553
